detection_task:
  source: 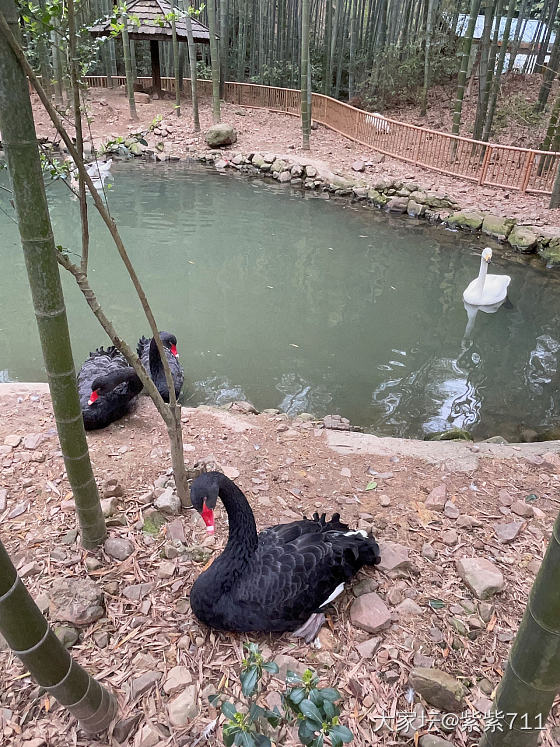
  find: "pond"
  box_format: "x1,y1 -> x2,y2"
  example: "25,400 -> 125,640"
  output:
1,160 -> 559,441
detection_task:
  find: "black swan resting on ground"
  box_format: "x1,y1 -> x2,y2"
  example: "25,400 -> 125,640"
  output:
137,331 -> 184,402
189,472 -> 381,641
78,347 -> 142,430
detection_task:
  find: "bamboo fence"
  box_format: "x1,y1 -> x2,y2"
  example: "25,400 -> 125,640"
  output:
82,75 -> 560,195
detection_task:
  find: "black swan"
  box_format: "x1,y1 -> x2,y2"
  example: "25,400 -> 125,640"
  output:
78,347 -> 143,430
137,331 -> 184,402
189,472 -> 381,641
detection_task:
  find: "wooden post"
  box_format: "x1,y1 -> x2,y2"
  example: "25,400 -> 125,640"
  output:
478,145 -> 492,186
520,151 -> 535,193
414,129 -> 422,165
150,39 -> 162,99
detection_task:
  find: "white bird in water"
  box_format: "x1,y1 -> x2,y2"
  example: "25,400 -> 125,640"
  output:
463,247 -> 511,306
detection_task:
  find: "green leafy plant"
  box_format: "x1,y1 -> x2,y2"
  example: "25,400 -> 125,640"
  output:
213,643 -> 353,747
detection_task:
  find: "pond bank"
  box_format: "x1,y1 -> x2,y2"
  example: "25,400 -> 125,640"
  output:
27,87 -> 560,269
0,383 -> 559,746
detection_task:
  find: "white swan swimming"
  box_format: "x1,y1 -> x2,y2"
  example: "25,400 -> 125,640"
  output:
67,158 -> 113,195
463,247 -> 511,306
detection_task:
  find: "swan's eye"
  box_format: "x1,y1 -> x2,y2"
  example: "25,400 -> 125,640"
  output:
88,390 -> 99,406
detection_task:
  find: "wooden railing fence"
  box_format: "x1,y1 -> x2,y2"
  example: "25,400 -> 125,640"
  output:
82,75 -> 560,196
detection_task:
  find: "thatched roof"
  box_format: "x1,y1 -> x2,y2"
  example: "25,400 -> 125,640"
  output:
89,0 -> 211,43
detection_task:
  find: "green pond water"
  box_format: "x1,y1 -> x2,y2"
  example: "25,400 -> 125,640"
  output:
1,160 -> 559,441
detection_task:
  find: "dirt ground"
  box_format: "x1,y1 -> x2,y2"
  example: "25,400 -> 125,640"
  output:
29,81 -> 560,232
1,384 -> 560,746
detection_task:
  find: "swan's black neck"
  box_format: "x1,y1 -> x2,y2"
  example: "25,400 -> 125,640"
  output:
217,473 -> 258,566
148,337 -> 164,378
95,367 -> 142,394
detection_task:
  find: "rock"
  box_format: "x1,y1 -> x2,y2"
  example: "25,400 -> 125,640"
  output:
103,478 -> 123,498
93,630 -> 109,647
351,160 -> 365,172
419,736 -> 454,747
368,189 -> 388,206
271,158 -> 288,173
380,495 -> 391,507
456,515 -> 481,529
278,170 -> 292,183
444,501 -> 459,519
133,722 -> 160,747
442,529 -> 458,546
356,636 -> 381,658
123,582 -> 154,601
450,617 -> 468,635
483,435 -> 509,444
205,123 -> 237,147
329,174 -> 354,191
129,142 -> 145,156
350,592 -> 391,633
164,665 -> 193,695
426,428 -> 472,441
409,190 -> 427,204
305,165 -> 317,178
396,598 -> 423,616
498,489 -> 514,506
353,577 -> 379,596
157,560 -> 176,579
407,199 -> 425,218
168,684 -> 199,726
456,557 -> 504,600
129,670 -> 162,700
340,467 -> 351,477
61,528 -> 78,545
104,537 -> 134,560
164,540 -> 187,558
100,497 -> 118,518
49,577 -> 104,626
539,237 -> 560,268
54,625 -> 79,648
215,158 -> 228,169
377,540 -> 411,576
166,518 -> 186,542
422,543 -> 436,560
84,556 -> 102,572
323,414 -> 352,430
494,521 -> 524,543
154,487 -> 181,515
317,627 -> 337,651
0,488 -> 7,511
385,196 -> 408,213
23,433 -> 46,450
446,210 -> 484,231
425,484 -> 447,511
273,654 -> 308,679
509,225 -> 538,253
4,435 -> 21,447
134,92 -> 150,103
482,214 -> 514,241
409,667 -> 467,712
511,500 -> 533,518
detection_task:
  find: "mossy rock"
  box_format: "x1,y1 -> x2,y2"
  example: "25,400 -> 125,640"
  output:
409,190 -> 428,204
385,196 -> 408,213
424,192 -> 458,210
368,189 -> 388,206
329,174 -> 354,190
205,123 -> 237,147
251,153 -> 266,169
483,435 -> 509,444
407,199 -> 425,218
271,158 -> 288,173
446,210 -> 485,231
538,237 -> 560,267
508,225 -> 538,253
482,214 -> 515,240
143,510 -> 167,535
373,178 -> 394,191
425,428 -> 473,442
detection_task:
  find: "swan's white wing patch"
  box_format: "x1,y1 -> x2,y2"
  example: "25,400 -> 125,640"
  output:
318,582 -> 345,609
344,529 -> 368,538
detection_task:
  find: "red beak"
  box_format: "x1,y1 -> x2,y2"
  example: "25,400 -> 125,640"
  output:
170,344 -> 178,357
88,390 -> 99,406
201,501 -> 214,534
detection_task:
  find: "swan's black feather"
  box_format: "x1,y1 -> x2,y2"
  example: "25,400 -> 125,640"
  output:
137,331 -> 184,402
189,472 -> 381,634
77,347 -> 142,430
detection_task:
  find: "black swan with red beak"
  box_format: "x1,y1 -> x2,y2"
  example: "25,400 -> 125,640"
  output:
137,331 -> 184,402
78,347 -> 142,430
189,472 -> 381,641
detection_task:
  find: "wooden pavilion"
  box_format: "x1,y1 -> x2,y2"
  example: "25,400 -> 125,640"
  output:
89,0 -> 211,98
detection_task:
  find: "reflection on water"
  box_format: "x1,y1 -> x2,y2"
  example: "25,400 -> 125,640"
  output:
1,161 -> 560,440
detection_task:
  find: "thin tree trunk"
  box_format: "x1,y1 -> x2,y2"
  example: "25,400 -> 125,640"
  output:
508,0 -> 528,72
348,0 -> 357,100
0,539 -> 117,732
536,0 -> 558,72
421,0 -> 435,116
171,9 -> 181,116
121,14 -> 138,119
67,0 -> 89,271
472,0 -> 496,140
451,0 -> 482,137
185,10 -> 200,130
219,0 -> 228,95
324,0 -> 332,94
482,0 -> 514,142
207,0 -> 221,122
0,0 -> 107,549
479,510 -> 560,743
535,23 -> 560,112
301,0 -> 311,148
51,27 -> 64,104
